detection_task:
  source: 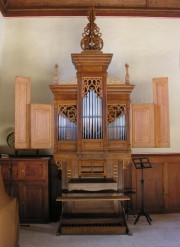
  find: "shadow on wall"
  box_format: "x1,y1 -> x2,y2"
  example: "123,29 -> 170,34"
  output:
0,146 -> 53,157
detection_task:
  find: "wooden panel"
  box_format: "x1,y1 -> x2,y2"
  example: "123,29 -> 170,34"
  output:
58,141 -> 76,151
107,141 -> 128,150
149,0 -> 180,8
72,201 -> 116,214
21,182 -> 49,223
153,77 -> 170,147
31,104 -> 53,149
20,159 -> 48,181
131,104 -> 155,147
1,157 -> 50,223
131,154 -> 180,214
15,76 -> 31,149
82,140 -> 103,150
11,0 -> 146,8
133,163 -> 164,211
2,0 -> 180,17
167,163 -> 180,209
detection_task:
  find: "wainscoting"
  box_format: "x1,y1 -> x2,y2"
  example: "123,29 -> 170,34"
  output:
124,154 -> 180,214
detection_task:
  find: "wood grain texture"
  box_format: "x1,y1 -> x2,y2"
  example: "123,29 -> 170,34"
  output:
1,0 -> 180,17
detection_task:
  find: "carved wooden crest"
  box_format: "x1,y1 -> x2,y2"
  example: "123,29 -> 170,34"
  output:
81,7 -> 103,51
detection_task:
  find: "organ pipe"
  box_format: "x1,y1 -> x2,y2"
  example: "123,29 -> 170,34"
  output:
82,90 -> 102,139
108,114 -> 126,140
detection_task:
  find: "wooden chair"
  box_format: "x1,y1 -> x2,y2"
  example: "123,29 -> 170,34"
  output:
0,166 -> 19,247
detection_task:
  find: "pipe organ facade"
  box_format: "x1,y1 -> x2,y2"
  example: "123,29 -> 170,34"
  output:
49,8 -> 134,234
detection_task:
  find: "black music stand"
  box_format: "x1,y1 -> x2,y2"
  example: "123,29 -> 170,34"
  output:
132,157 -> 152,225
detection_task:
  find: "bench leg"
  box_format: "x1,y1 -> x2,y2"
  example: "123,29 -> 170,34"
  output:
56,202 -> 65,236
121,202 -> 132,236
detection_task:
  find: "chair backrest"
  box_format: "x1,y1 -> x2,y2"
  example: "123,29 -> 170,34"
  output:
0,166 -> 20,247
0,166 -> 5,192
0,166 -> 11,209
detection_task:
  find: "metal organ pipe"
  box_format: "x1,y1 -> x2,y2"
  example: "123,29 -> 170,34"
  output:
107,114 -> 126,141
82,90 -> 102,139
58,114 -> 77,140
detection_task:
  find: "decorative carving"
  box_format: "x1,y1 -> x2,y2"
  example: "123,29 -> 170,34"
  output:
81,7 -> 103,51
107,77 -> 121,84
82,77 -> 102,97
59,76 -> 121,85
125,63 -> 130,84
67,169 -> 72,178
54,64 -> 59,84
123,158 -> 132,170
56,160 -> 63,170
58,105 -> 77,123
108,105 -> 126,123
113,164 -> 118,178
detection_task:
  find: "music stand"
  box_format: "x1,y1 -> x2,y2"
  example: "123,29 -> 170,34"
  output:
132,157 -> 152,225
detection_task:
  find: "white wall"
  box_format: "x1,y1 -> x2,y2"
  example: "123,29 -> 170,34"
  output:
1,16 -> 180,153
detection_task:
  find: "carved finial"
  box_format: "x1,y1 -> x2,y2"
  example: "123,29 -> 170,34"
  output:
81,7 -> 103,51
125,63 -> 130,84
54,64 -> 59,84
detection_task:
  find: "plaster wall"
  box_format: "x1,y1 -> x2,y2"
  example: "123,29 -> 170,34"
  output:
0,16 -> 180,154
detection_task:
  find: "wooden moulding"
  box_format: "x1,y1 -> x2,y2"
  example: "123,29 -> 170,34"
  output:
2,0 -> 180,17
68,182 -> 118,191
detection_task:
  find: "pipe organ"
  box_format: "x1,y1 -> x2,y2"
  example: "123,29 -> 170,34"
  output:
50,8 -> 134,234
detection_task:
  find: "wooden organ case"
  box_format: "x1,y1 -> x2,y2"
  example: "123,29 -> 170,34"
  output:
50,8 -> 134,235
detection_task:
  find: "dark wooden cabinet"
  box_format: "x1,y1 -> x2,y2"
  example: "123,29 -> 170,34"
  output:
0,157 -> 50,223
